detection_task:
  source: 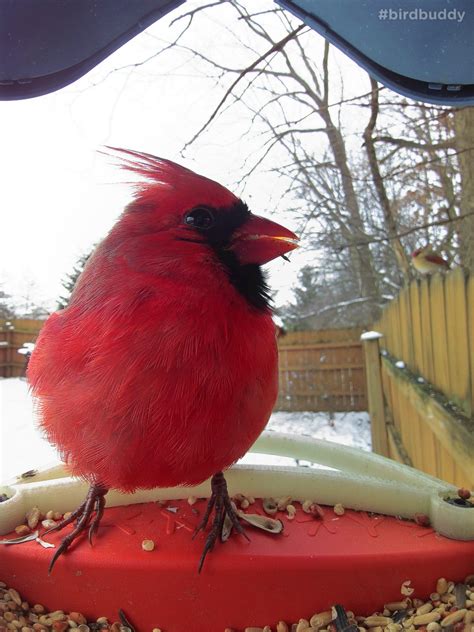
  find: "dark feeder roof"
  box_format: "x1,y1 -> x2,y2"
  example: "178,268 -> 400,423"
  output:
1,0 -> 473,104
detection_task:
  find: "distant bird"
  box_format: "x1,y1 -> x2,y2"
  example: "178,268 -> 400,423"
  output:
27,148 -> 298,573
411,245 -> 450,275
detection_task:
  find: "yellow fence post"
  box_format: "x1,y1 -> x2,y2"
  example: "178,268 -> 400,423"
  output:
362,333 -> 389,456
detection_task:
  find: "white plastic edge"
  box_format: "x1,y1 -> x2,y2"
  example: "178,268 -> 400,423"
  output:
1,431 -> 471,541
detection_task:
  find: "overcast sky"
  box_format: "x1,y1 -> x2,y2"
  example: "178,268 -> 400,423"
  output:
0,0 -> 370,312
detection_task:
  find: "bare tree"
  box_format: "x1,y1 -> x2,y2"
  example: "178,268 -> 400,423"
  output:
374,102 -> 457,242
454,107 -> 474,269
99,0 -> 472,325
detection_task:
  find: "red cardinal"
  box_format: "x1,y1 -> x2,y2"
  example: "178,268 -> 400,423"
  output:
28,148 -> 298,572
411,244 -> 449,274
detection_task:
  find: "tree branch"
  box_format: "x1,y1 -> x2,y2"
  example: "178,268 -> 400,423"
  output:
363,78 -> 411,279
374,136 -> 455,151
180,23 -> 306,153
337,208 -> 474,250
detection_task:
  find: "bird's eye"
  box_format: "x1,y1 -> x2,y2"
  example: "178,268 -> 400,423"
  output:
184,207 -> 215,230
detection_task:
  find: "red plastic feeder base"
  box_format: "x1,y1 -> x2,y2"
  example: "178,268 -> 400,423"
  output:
1,499 -> 474,631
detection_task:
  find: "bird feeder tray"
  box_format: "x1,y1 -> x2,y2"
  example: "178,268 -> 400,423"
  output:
1,432 -> 474,632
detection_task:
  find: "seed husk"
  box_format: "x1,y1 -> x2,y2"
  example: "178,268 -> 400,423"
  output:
364,616 -> 393,627
221,511 -> 234,542
402,581 -> 415,597
441,610 -> 467,627
32,608 -> 44,615
262,498 -> 278,515
414,613 -> 442,625
386,602 -> 409,612
14,526 -> 30,537
308,503 -> 325,519
237,511 -> 284,534
417,604 -> 434,615
141,539 -> 155,552
25,508 -> 41,531
310,611 -> 333,628
118,608 -> 135,632
437,579 -> 449,595
7,591 -> 21,607
277,496 -> 292,511
286,504 -> 297,520
455,585 -> 467,608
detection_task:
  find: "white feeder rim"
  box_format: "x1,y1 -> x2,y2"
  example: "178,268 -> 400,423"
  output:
0,431 -> 471,541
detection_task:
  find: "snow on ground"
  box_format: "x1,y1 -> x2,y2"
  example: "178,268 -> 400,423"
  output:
1,378 -> 58,481
0,378 -> 371,481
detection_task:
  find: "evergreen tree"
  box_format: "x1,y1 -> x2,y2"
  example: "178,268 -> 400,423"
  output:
0,285 -> 14,319
0,293 -> 14,319
279,266 -> 320,330
57,248 -> 94,310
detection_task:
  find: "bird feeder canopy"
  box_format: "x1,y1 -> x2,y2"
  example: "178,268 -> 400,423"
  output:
1,0 -> 473,104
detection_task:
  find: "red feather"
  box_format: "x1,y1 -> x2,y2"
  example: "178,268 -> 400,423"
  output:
28,151 -> 286,492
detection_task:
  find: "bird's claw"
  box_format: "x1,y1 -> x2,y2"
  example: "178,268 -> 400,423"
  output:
45,482 -> 108,574
195,471 -> 249,573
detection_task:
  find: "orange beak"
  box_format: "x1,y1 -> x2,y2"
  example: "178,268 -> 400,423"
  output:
229,214 -> 299,265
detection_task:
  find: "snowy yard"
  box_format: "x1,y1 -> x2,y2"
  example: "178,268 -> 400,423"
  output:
0,378 -> 371,482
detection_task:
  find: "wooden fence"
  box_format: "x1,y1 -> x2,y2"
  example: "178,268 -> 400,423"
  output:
277,329 -> 367,412
0,319 -> 44,377
1,320 -> 368,413
365,267 -> 474,487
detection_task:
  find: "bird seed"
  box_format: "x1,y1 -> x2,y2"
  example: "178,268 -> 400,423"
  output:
2,534 -> 474,632
141,540 -> 155,552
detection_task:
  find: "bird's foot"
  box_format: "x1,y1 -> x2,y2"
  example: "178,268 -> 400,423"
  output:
44,482 -> 108,574
193,471 -> 249,573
